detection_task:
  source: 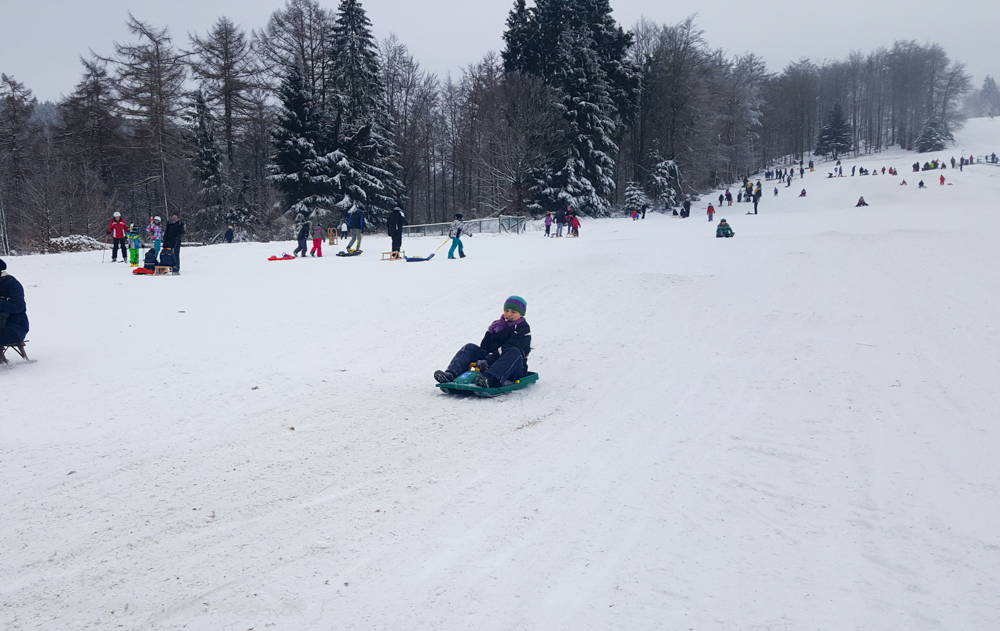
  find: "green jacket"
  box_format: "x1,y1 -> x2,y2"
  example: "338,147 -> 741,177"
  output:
716,223 -> 734,238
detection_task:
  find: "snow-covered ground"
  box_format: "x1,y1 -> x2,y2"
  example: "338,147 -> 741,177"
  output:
3,120 -> 1000,631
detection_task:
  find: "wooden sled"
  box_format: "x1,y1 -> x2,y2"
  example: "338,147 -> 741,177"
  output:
382,251 -> 405,261
0,340 -> 30,366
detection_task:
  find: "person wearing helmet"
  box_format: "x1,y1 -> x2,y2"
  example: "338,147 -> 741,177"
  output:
107,212 -> 129,263
146,216 -> 164,257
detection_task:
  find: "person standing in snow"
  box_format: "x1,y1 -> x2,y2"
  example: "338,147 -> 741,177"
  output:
146,216 -> 163,257
641,203 -> 648,219
569,214 -> 581,237
225,225 -> 234,243
293,213 -> 310,257
753,189 -> 761,215
940,174 -> 946,186
448,214 -> 467,259
345,207 -> 364,253
434,295 -> 531,388
387,207 -> 407,254
0,258 -> 29,349
544,212 -> 553,237
107,212 -> 129,263
725,189 -> 733,206
682,200 -> 691,218
707,203 -> 715,222
162,214 -> 185,273
718,193 -> 724,207
339,220 -> 349,241
555,207 -> 567,237
310,221 -> 325,257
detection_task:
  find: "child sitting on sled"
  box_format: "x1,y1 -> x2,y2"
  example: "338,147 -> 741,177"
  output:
434,296 -> 531,389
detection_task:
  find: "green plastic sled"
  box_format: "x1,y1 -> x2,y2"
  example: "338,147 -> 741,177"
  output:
436,370 -> 539,397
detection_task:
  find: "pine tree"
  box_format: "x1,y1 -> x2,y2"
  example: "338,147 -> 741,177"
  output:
649,154 -> 682,209
915,118 -> 953,153
325,0 -> 402,220
980,76 -> 1000,117
623,181 -> 649,211
269,64 -> 329,215
815,103 -> 853,160
503,0 -> 637,215
187,90 -> 231,233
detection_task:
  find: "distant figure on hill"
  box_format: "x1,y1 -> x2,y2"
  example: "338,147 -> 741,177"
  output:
940,174 -> 946,186
225,225 -> 234,243
856,196 -> 869,207
707,203 -> 716,222
716,219 -> 734,238
773,187 -> 778,197
799,189 -> 807,197
682,200 -> 691,218
900,180 -> 907,186
918,180 -> 926,188
555,207 -> 567,237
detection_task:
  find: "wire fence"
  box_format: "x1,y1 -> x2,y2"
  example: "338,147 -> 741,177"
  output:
402,215 -> 528,238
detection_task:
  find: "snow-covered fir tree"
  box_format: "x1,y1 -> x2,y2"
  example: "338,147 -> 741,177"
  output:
814,103 -> 852,160
649,154 -> 682,209
324,0 -> 402,220
503,0 -> 638,216
623,181 -> 649,211
269,63 -> 329,216
534,28 -> 618,215
187,90 -> 231,233
915,118 -> 954,153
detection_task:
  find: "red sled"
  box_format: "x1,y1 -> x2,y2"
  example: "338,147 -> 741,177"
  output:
268,254 -> 296,261
133,268 -> 155,275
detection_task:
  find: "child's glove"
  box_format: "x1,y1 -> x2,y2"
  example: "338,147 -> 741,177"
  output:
475,360 -> 489,372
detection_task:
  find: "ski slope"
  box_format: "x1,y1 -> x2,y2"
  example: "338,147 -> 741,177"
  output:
2,119 -> 1000,631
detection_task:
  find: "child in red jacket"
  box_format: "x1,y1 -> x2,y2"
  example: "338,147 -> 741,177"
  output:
707,204 -> 715,222
107,212 -> 129,262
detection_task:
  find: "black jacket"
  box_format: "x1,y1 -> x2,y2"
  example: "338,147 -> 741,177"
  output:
481,319 -> 531,368
225,228 -> 234,243
0,273 -> 29,339
164,218 -> 185,246
144,249 -> 159,270
297,222 -> 311,240
387,211 -> 407,236
555,210 -> 566,223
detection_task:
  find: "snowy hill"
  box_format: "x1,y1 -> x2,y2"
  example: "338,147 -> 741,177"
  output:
3,119 -> 1000,630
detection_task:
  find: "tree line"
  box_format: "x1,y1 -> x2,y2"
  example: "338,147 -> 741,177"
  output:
0,0 -> 991,254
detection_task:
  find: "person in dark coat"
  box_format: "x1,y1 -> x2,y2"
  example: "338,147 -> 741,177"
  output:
682,200 -> 691,218
143,247 -> 159,271
162,214 -> 185,273
555,208 -> 567,237
641,204 -> 648,219
387,207 -> 407,253
293,213 -> 310,257
0,258 -> 29,347
224,226 -> 234,243
434,296 -> 531,388
346,208 -> 364,252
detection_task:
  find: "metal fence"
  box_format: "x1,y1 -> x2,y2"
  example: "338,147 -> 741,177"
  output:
402,215 -> 528,238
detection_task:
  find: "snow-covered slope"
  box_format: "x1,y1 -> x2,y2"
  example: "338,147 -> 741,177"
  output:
3,120 -> 1000,630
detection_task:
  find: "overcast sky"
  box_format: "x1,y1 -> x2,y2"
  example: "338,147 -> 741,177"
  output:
1,0 -> 996,103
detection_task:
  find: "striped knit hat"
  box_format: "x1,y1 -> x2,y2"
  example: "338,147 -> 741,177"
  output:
504,295 -> 527,316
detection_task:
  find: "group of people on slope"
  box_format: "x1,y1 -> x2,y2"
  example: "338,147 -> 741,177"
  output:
292,213 -> 329,258
109,213 -> 185,273
542,207 -> 580,237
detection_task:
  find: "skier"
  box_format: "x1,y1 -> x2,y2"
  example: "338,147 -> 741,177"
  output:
293,213 -> 310,257
310,221 -> 325,257
716,219 -> 734,238
146,216 -> 163,257
163,214 -> 185,273
387,207 -> 407,255
544,213 -> 553,237
555,207 -> 567,237
345,207 -> 364,253
0,258 -> 29,350
856,196 -> 869,207
225,225 -> 234,243
107,212 -> 129,263
448,213 -> 467,259
707,203 -> 715,222
433,296 -> 531,389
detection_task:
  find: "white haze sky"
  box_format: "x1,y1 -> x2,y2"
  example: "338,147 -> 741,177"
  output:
1,0 -> 996,103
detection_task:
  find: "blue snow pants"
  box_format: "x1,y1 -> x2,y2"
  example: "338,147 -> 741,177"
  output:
446,343 -> 528,384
